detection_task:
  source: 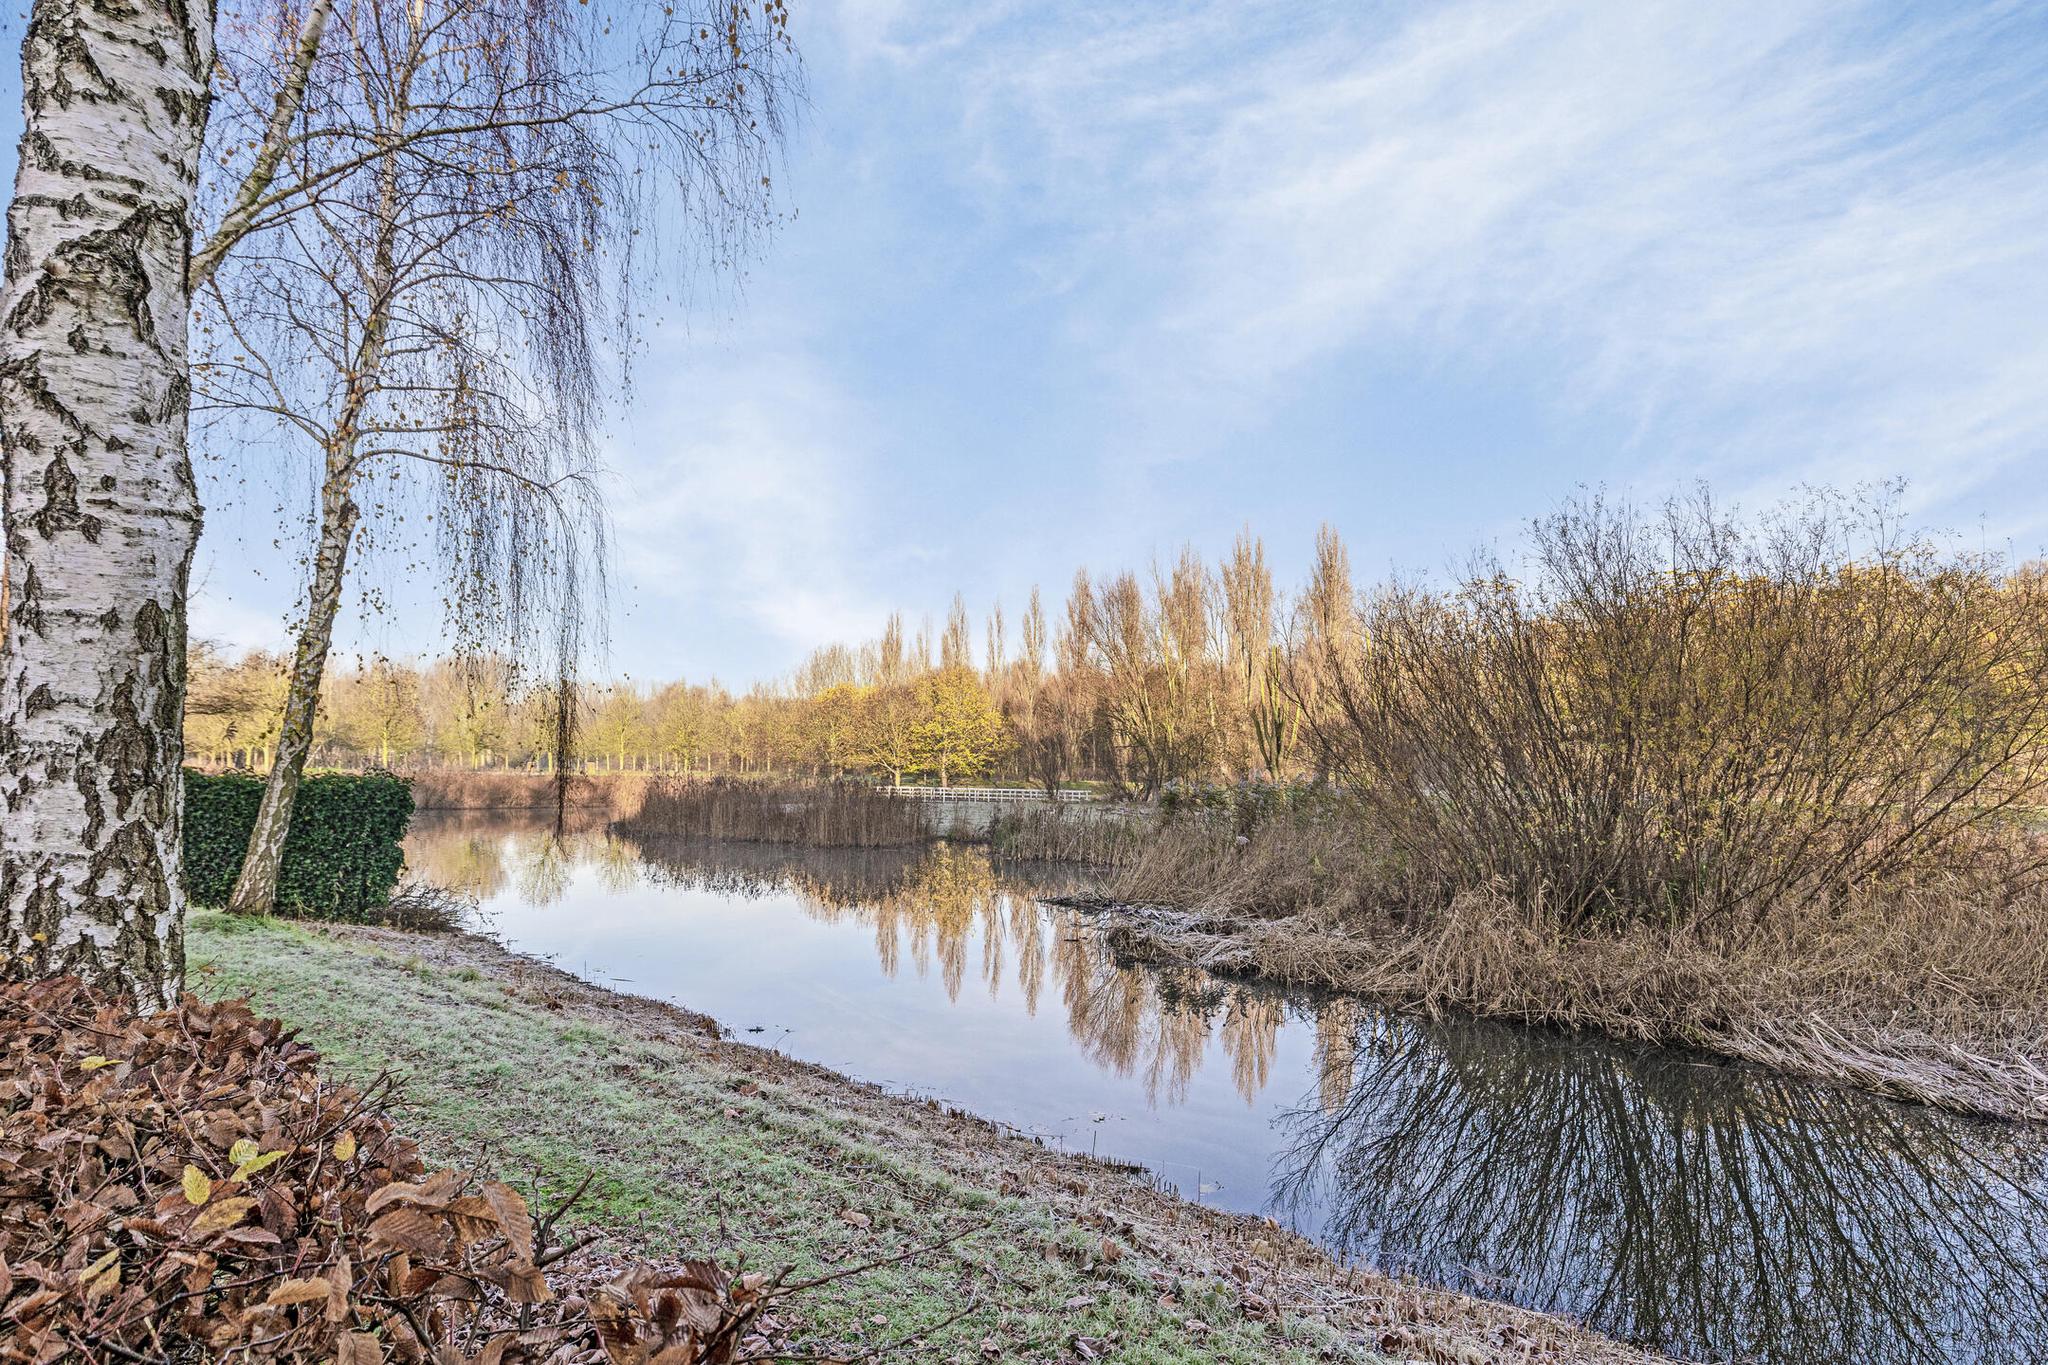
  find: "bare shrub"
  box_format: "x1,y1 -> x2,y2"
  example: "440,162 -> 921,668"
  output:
1300,488 -> 2048,930
378,878 -> 475,932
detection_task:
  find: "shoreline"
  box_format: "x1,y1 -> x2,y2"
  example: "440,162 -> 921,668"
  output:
1049,893 -> 2048,1124
402,785 -> 2047,1124
187,910 -> 1667,1365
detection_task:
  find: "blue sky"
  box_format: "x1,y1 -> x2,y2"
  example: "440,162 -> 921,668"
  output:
8,0 -> 2048,684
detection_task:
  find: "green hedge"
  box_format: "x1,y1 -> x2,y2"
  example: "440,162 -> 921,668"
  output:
183,770 -> 414,919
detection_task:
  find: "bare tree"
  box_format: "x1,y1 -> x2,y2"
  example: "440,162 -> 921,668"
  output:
984,599 -> 1007,690
195,0 -> 798,912
940,592 -> 973,671
1075,552 -> 1221,796
1220,527 -> 1291,780
0,0 -> 214,1005
1286,523 -> 1359,788
1009,586 -> 1087,798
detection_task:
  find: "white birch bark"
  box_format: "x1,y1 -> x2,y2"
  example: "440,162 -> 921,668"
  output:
0,0 -> 213,1006
190,0 -> 333,295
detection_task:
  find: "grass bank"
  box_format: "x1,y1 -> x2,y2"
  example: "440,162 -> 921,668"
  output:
1038,802 -> 2048,1122
186,911 -> 1656,1365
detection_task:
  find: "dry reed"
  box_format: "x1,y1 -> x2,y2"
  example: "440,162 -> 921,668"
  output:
618,777 -> 932,847
988,804 -> 1153,866
1089,813 -> 2048,1119
407,769 -> 651,817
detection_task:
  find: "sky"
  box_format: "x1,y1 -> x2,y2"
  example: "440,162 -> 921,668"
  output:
7,0 -> 2048,685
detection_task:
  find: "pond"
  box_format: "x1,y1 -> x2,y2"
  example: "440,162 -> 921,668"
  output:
405,811 -> 2048,1365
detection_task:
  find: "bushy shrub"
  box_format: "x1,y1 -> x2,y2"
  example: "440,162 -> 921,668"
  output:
184,769 -> 414,918
1297,490 -> 2048,930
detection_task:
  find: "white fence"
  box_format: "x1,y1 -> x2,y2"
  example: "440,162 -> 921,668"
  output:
878,785 -> 1094,804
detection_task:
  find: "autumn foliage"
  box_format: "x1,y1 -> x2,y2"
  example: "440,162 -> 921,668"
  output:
0,978 -> 781,1363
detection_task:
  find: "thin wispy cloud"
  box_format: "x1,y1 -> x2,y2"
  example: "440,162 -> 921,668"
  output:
609,348 -> 896,678
871,0 -> 2048,511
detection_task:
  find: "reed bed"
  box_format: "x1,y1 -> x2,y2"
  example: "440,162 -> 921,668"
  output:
1365,878 -> 2048,1119
988,803 -> 1154,865
1082,807 -> 2048,1119
618,777 -> 932,847
408,769 -> 652,816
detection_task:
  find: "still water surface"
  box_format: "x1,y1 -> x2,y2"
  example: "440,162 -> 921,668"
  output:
406,811 -> 2048,1365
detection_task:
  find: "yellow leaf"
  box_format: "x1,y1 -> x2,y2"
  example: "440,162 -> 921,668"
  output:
264,1276 -> 334,1307
80,1248 -> 120,1282
234,1149 -> 286,1181
192,1196 -> 258,1237
228,1138 -> 260,1167
332,1132 -> 358,1162
182,1165 -> 213,1206
79,1055 -> 114,1070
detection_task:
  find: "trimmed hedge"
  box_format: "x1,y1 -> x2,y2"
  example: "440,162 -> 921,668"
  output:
183,769 -> 414,919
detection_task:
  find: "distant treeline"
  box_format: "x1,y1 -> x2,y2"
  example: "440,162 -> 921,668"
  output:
188,519 -> 1346,790
191,489 -> 2048,860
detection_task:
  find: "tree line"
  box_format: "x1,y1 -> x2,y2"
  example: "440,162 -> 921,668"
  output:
188,525 -> 1318,791
193,488 -> 2048,847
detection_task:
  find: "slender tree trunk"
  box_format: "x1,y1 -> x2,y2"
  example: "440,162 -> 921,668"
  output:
225,457 -> 357,913
189,0 -> 333,294
0,0 -> 212,1007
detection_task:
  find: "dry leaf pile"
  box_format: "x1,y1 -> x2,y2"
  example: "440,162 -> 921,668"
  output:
0,977 -> 781,1363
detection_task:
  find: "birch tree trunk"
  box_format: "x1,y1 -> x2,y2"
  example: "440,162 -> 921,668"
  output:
190,0 -> 334,295
222,455 -> 357,914
0,0 -> 212,1007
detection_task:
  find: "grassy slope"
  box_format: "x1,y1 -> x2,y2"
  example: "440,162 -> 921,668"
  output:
188,912 -> 1655,1365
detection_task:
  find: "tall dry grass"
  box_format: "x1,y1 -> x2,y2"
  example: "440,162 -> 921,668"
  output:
988,804 -> 1152,866
618,778 -> 931,847
1322,873 -> 2048,1119
1113,802 -> 1389,918
1076,789 -> 2048,1118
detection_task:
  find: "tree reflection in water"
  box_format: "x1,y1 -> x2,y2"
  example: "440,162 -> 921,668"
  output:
1273,1013 -> 2048,1365
401,814 -> 2048,1365
622,834 -> 1293,1108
